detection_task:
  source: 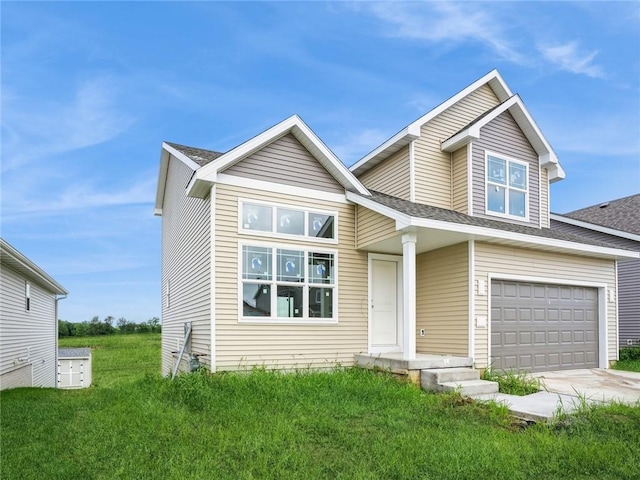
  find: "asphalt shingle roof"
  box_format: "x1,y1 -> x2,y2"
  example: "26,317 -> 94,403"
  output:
165,142 -> 225,167
58,348 -> 91,358
561,194 -> 640,236
366,190 -> 629,250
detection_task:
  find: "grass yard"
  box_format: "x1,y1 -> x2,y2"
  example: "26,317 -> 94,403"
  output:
613,359 -> 640,372
2,335 -> 640,479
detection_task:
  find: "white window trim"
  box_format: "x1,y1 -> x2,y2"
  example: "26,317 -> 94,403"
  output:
484,151 -> 529,222
238,240 -> 338,325
237,198 -> 338,244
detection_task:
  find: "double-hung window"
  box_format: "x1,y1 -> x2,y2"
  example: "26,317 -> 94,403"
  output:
241,245 -> 336,322
486,153 -> 528,219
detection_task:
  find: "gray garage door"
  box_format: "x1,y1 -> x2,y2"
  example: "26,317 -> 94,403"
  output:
491,280 -> 598,372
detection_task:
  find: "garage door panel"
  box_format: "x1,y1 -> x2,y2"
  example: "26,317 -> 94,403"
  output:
491,280 -> 598,372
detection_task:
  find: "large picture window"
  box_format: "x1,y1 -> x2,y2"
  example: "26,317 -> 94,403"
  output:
241,201 -> 335,241
486,154 -> 528,219
241,245 -> 336,321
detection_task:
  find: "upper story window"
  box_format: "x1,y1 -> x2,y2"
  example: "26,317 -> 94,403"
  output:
486,153 -> 528,219
240,200 -> 336,242
25,281 -> 31,312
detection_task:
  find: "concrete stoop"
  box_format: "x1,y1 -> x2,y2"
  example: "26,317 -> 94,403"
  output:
420,367 -> 499,396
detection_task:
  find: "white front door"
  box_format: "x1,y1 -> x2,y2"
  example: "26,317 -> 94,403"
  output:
370,256 -> 402,353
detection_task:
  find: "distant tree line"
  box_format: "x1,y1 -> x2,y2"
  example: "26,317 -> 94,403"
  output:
58,316 -> 161,337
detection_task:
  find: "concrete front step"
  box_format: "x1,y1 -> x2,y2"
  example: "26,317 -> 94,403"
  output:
421,367 -> 480,391
439,379 -> 499,396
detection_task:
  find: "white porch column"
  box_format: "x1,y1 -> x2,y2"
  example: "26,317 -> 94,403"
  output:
402,232 -> 417,360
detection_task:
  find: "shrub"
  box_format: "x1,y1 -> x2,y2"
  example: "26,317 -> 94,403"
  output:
619,346 -> 640,361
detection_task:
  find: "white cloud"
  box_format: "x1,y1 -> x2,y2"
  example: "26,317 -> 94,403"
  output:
539,42 -> 605,79
1,76 -> 135,172
366,2 -> 526,64
331,128 -> 393,166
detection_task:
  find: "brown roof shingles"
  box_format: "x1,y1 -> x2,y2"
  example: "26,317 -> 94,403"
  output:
165,141 -> 225,167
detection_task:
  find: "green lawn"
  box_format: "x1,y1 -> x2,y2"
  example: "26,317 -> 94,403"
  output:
2,334 -> 639,479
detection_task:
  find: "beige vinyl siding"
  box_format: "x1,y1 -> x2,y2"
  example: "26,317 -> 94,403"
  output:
473,242 -> 617,368
416,242 -> 469,356
358,145 -> 410,199
222,133 -> 344,194
0,265 -> 57,390
451,146 -> 468,214
472,111 -> 540,227
160,155 -> 211,376
356,205 -> 400,250
540,168 -> 549,228
414,85 -> 500,207
215,183 -> 368,370
551,219 -> 640,345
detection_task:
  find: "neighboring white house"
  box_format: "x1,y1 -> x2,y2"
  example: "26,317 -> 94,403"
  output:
0,238 -> 68,390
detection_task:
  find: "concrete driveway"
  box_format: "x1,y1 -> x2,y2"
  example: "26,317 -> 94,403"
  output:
532,369 -> 640,405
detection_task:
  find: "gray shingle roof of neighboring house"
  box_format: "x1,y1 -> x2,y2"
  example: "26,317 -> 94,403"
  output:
366,190 -> 631,250
561,194 -> 640,236
58,348 -> 91,358
165,142 -> 224,167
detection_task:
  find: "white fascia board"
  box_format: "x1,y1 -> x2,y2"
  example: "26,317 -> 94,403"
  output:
350,124 -> 421,176
441,126 -> 481,152
162,142 -> 202,171
550,214 -> 640,242
352,70 -> 512,177
405,216 -> 639,259
187,171 -> 216,199
0,240 -> 68,295
154,148 -> 170,215
345,192 -> 412,226
157,143 -> 205,209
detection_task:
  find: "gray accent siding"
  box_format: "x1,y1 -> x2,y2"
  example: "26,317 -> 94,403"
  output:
472,111 -> 540,228
551,219 -> 640,346
160,155 -> 211,376
0,265 -> 57,390
223,133 -> 344,194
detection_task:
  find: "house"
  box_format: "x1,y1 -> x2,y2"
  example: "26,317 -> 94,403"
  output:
155,70 -> 638,376
0,238 -> 68,390
551,194 -> 640,347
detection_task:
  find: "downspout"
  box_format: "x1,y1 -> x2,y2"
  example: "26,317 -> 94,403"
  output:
55,294 -> 67,388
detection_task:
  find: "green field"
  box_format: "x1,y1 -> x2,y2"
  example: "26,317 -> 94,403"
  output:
2,334 -> 639,479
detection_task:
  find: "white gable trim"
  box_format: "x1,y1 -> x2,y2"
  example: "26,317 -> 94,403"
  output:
155,143 -> 202,215
190,115 -> 369,198
440,95 -> 565,183
0,239 -> 68,295
551,214 -> 640,242
351,70 -> 512,177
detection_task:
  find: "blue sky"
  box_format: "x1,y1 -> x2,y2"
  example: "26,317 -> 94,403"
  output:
2,2 -> 638,324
